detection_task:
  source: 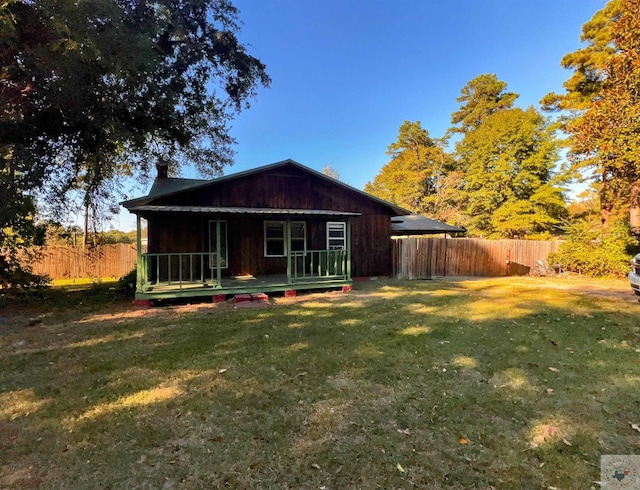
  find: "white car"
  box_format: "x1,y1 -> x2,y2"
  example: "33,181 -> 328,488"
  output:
629,253 -> 640,296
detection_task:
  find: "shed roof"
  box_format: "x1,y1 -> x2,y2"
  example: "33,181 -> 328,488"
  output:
391,214 -> 466,235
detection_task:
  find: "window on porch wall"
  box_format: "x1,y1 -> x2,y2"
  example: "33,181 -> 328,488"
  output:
327,222 -> 346,250
264,221 -> 305,257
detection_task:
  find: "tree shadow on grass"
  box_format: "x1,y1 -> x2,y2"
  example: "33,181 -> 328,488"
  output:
1,278 -> 638,488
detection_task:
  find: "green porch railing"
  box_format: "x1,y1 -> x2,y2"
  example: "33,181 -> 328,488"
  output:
137,249 -> 351,292
290,249 -> 350,282
139,252 -> 222,291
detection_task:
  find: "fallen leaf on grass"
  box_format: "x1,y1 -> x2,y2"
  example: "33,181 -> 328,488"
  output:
562,438 -> 572,446
459,438 -> 469,445
218,368 -> 227,374
396,463 -> 405,473
397,428 -> 410,435
548,367 -> 560,373
311,463 -> 320,470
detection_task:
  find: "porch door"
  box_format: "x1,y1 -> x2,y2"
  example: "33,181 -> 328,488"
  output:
208,220 -> 228,277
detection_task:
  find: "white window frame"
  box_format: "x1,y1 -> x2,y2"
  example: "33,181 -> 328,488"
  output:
208,220 -> 228,269
326,222 -> 346,250
264,221 -> 306,257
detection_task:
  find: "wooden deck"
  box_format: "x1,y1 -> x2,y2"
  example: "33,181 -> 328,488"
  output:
136,273 -> 351,300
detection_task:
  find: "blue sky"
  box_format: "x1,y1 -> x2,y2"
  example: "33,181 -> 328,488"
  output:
115,0 -> 607,230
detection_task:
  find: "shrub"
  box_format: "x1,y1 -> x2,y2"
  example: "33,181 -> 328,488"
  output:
0,254 -> 49,289
549,220 -> 638,277
116,268 -> 137,297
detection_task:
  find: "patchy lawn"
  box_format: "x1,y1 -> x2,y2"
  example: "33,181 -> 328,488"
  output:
1,277 -> 639,489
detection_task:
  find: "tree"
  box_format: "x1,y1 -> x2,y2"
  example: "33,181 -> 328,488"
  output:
541,0 -> 640,229
541,0 -> 623,113
322,165 -> 341,180
365,121 -> 458,217
564,0 -> 640,231
0,0 -> 269,284
451,76 -> 567,238
449,74 -> 518,134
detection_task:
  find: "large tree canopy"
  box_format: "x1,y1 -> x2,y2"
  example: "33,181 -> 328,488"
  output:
449,73 -> 518,134
455,107 -> 567,238
366,76 -> 567,238
451,76 -> 567,238
541,0 -> 640,229
541,0 -> 623,114
562,0 -> 640,230
0,0 -> 269,285
364,121 -> 457,217
2,0 -> 270,189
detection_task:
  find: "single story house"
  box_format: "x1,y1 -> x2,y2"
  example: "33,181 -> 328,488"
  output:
121,159 -> 464,301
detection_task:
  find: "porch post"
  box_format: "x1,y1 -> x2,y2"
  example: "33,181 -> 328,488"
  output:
286,218 -> 292,284
136,214 -> 143,292
346,219 -> 351,279
216,217 -> 222,287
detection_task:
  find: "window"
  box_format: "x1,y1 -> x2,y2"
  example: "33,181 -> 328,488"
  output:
208,220 -> 228,268
290,222 -> 306,252
327,222 -> 346,250
264,221 -> 306,257
265,221 -> 285,257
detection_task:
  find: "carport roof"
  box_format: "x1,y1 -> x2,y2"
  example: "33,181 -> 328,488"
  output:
391,214 -> 466,235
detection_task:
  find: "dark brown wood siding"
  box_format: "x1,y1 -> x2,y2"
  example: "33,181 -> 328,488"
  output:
146,164 -> 401,277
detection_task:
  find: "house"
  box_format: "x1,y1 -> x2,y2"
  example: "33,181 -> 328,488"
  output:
121,159 -> 463,302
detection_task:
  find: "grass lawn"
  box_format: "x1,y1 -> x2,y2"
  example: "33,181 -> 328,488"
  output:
1,277 -> 639,489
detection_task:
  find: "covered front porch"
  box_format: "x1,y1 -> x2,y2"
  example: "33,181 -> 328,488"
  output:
131,207 -> 357,300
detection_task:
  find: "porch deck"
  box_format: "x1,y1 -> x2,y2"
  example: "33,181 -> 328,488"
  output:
136,273 -> 351,300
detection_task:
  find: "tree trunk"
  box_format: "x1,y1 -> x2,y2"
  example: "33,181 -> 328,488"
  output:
600,175 -> 614,230
630,179 -> 640,234
600,204 -> 612,229
83,203 -> 89,248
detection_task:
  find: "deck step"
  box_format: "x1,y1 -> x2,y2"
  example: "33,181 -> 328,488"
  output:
234,293 -> 269,308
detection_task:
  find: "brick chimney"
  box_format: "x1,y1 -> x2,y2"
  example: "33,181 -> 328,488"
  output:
156,162 -> 168,179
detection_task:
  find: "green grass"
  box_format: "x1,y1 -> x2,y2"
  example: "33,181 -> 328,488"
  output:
1,277 -> 639,488
50,277 -> 119,287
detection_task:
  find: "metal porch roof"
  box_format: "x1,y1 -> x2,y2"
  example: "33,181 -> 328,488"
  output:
128,205 -> 361,216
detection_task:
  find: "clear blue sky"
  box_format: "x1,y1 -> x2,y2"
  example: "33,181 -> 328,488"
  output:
115,0 -> 607,230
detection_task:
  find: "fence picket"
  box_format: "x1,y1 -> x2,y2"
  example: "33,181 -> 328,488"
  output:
392,238 -> 562,279
28,244 -> 138,280
28,239 -> 563,282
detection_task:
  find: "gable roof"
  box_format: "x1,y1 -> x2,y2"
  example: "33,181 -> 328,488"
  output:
121,159 -> 411,215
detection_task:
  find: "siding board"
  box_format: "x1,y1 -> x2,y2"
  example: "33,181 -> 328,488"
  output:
148,165 -> 399,277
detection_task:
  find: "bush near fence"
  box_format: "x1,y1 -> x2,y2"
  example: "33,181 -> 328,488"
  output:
392,237 -> 563,279
30,244 -> 138,280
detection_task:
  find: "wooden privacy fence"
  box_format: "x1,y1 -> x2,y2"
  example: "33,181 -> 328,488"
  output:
29,244 -> 138,280
392,237 -> 563,279
29,239 -> 562,281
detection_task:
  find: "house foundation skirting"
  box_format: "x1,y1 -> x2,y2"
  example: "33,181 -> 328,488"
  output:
134,278 -> 352,300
